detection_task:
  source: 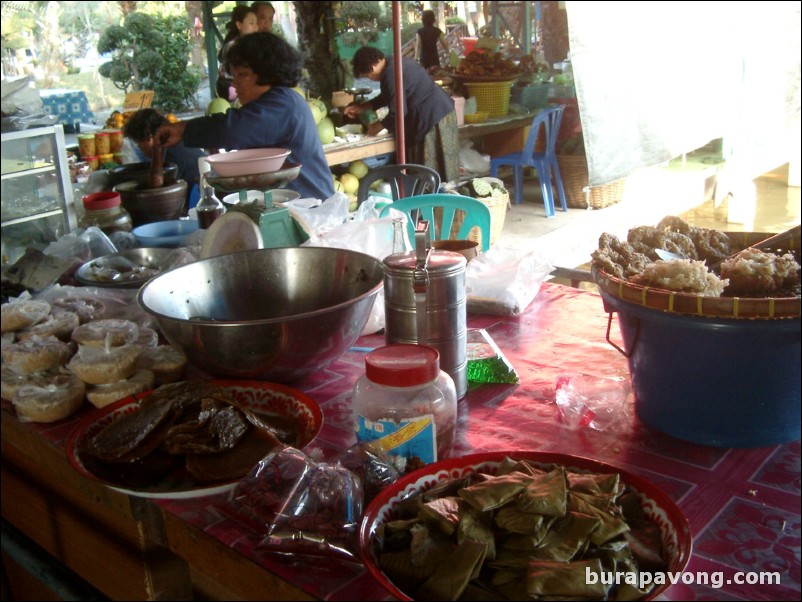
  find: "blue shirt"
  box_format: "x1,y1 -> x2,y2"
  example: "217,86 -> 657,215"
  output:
183,87 -> 334,200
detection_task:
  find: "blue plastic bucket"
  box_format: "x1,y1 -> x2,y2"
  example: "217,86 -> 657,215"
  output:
600,288 -> 801,448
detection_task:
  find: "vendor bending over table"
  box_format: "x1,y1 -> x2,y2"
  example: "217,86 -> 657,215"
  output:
345,47 -> 459,184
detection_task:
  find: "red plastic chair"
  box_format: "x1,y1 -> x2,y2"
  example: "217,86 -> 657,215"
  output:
490,105 -> 567,217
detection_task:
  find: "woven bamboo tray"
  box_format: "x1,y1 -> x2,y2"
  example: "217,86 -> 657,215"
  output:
592,229 -> 801,319
556,154 -> 625,209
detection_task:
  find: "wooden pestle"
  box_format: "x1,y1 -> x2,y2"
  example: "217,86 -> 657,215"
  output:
149,132 -> 164,189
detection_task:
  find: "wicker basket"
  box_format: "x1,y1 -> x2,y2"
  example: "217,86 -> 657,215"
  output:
437,191 -> 509,249
556,153 -> 625,209
591,228 -> 802,320
464,81 -> 516,117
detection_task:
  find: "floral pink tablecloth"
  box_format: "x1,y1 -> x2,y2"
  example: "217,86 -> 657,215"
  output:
16,283 -> 800,600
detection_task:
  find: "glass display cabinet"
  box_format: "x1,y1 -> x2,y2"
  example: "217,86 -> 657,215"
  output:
1,125 -> 77,265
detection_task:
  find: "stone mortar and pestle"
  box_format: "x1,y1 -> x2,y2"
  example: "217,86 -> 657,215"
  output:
113,134 -> 187,227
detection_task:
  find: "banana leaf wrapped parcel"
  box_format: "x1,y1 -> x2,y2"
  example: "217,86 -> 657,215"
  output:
375,456 -> 665,601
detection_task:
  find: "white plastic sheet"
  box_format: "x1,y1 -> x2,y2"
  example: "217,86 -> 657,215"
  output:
565,1 -> 800,186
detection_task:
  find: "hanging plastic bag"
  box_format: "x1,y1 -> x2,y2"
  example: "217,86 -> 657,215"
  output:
302,208 -> 411,335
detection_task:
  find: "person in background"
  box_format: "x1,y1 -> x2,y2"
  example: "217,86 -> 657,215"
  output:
123,108 -> 206,214
157,32 -> 334,201
345,47 -> 459,184
217,5 -> 259,101
414,9 -> 450,70
251,1 -> 275,33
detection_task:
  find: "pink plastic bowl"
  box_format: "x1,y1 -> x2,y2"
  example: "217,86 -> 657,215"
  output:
205,148 -> 291,177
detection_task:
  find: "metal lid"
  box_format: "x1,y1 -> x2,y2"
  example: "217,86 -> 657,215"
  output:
383,250 -> 466,272
365,344 -> 440,386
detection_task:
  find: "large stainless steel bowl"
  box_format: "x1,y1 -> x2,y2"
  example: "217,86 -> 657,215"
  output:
137,247 -> 383,382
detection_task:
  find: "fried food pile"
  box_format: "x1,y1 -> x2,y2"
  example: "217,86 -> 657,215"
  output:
592,216 -> 800,297
80,381 -> 297,487
719,248 -> 800,296
454,50 -> 521,79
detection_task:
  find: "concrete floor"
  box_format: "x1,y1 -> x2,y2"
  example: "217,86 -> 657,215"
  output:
495,159 -> 801,274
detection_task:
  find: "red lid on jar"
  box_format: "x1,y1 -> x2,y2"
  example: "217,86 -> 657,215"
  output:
83,191 -> 121,210
365,344 -> 440,387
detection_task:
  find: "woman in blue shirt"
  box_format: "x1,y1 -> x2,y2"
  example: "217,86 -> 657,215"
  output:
157,33 -> 334,201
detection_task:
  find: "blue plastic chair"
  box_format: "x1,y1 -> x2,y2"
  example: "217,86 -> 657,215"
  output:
379,193 -> 492,252
490,105 -> 567,217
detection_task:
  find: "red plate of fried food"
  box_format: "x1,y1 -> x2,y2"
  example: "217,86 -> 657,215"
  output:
66,380 -> 322,499
359,451 -> 691,601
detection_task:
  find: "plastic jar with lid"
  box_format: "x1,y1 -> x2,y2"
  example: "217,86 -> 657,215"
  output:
79,191 -> 133,235
352,344 -> 457,467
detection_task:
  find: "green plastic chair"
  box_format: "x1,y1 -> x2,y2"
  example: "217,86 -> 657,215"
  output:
379,193 -> 492,252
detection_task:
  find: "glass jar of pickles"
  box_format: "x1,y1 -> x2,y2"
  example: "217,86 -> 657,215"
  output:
94,131 -> 111,156
107,129 -> 124,153
77,134 -> 96,159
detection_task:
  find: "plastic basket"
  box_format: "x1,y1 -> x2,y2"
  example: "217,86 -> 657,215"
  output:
556,153 -> 625,209
511,84 -> 551,111
464,81 -> 515,117
363,153 -> 394,169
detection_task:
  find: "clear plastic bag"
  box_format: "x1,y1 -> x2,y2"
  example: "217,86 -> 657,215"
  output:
554,373 -> 632,432
302,209 -> 410,335
226,443 -> 400,562
465,243 -> 554,315
227,446 -> 362,561
286,191 -> 349,235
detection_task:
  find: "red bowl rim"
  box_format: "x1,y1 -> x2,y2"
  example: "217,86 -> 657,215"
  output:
359,450 -> 692,601
65,379 -> 323,497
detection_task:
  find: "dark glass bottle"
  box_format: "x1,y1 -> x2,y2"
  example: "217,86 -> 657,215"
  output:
196,183 -> 225,229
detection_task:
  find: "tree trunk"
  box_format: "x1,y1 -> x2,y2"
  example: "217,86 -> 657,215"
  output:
41,1 -> 65,88
540,1 -> 569,71
185,0 -> 204,69
118,1 -> 137,17
435,2 -> 445,30
293,1 -> 344,102
461,2 -> 474,35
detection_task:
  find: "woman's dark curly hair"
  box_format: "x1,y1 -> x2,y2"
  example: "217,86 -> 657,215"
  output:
227,32 -> 302,87
123,108 -> 167,142
352,47 -> 385,78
